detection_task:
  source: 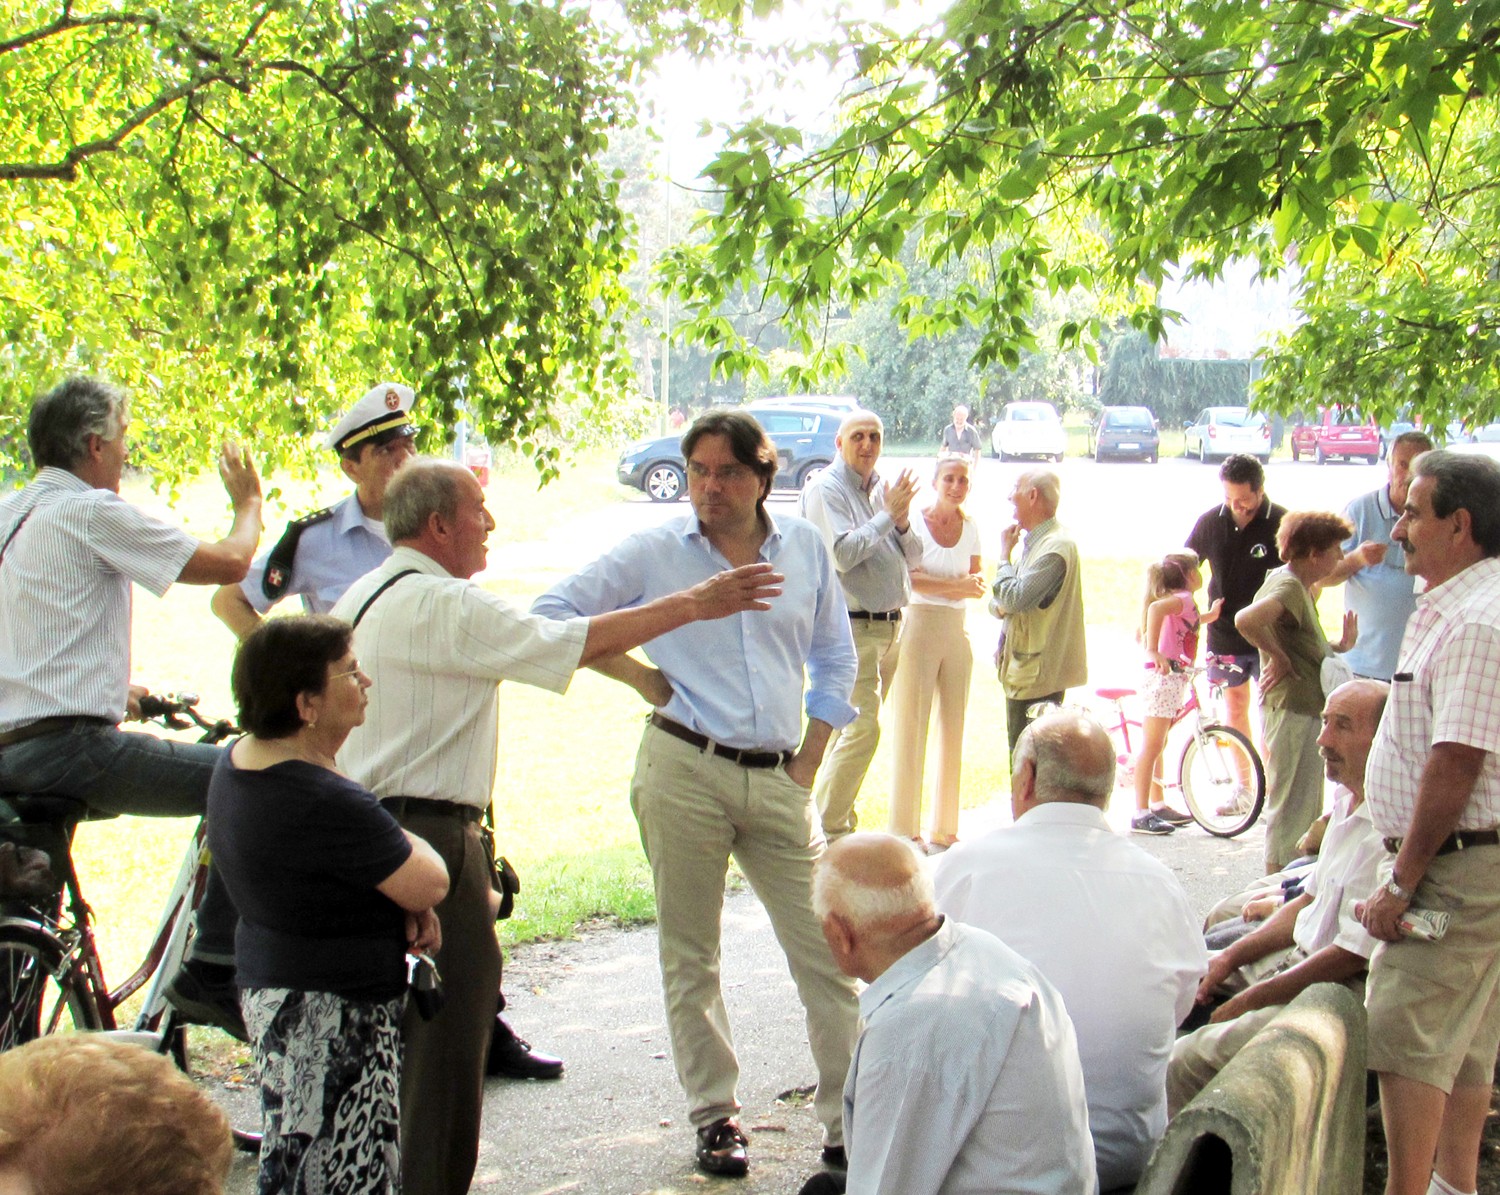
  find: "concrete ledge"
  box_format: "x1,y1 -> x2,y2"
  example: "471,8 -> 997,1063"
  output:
1136,983 -> 1367,1195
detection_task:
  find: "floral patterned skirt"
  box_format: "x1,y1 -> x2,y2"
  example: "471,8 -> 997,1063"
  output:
241,987 -> 404,1195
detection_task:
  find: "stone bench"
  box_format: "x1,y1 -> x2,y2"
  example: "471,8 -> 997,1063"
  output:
1134,982 -> 1367,1194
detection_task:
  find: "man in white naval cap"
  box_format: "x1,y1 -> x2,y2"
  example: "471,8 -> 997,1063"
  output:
211,381 -> 566,1081
211,382 -> 419,636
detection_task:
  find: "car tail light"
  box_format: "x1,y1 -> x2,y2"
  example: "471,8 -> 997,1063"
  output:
1208,426 -> 1217,438
1261,424 -> 1270,439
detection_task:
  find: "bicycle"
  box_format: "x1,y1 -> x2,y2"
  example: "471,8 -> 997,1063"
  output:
0,693 -> 259,1149
1092,661 -> 1267,837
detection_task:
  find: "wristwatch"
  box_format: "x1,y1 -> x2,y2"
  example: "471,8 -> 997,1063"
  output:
1384,876 -> 1415,902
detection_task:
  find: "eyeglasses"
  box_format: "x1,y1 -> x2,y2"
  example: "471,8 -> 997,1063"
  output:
329,662 -> 364,682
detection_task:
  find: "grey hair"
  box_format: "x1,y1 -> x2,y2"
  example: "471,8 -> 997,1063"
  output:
382,458 -> 469,542
28,377 -> 125,469
1019,467 -> 1061,512
1391,430 -> 1434,457
1015,711 -> 1115,805
1413,449 -> 1500,557
812,843 -> 934,929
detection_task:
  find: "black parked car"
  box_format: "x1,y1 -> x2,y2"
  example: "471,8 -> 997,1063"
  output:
1088,406 -> 1160,462
617,400 -> 851,502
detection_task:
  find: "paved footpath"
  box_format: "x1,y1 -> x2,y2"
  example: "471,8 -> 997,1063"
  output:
223,802 -> 1266,1194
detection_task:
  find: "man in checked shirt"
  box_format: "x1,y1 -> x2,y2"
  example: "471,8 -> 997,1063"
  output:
1356,449 -> 1500,1195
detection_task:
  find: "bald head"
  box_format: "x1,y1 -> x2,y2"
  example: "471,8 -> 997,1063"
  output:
1317,678 -> 1388,797
814,833 -> 938,982
1009,467 -> 1060,530
1012,709 -> 1116,816
836,411 -> 884,479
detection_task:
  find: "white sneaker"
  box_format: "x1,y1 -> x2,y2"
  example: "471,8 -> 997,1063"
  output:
1215,787 -> 1253,818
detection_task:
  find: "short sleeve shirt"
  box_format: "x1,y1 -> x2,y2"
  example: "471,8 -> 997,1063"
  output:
1250,567 -> 1328,716
1186,498 -> 1286,656
207,751 -> 414,1000
940,424 -> 982,456
239,493 -> 391,615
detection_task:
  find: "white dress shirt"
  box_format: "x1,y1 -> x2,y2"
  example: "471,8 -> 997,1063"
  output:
333,547 -> 588,807
847,919 -> 1096,1195
933,802 -> 1207,1191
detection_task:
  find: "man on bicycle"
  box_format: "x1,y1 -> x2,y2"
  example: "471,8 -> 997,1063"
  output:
0,376 -> 263,1034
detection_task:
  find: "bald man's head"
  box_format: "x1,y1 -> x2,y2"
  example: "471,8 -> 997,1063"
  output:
814,834 -> 939,982
1012,709 -> 1116,816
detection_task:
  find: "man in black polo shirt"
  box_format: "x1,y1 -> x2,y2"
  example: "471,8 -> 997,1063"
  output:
1185,455 -> 1286,783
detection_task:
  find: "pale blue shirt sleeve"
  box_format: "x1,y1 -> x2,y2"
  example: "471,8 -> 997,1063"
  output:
801,463 -> 921,610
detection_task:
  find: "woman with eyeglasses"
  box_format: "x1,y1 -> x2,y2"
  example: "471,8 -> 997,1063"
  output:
207,614 -> 448,1194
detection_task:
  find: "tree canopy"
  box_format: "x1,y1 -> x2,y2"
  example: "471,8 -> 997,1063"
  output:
666,0 -> 1500,429
1,0 -> 637,480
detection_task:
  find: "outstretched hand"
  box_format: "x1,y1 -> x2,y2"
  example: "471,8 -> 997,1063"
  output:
689,562 -> 784,620
884,469 -> 920,526
218,441 -> 262,510
1336,610 -> 1358,652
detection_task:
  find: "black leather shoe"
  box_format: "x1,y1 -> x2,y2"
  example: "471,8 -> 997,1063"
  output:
820,1145 -> 847,1170
164,959 -> 248,1043
486,1017 -> 564,1080
696,1118 -> 749,1177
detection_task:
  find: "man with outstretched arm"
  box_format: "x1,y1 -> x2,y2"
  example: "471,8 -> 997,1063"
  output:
0,375 -> 262,1034
534,409 -> 861,1180
335,456 -> 780,1195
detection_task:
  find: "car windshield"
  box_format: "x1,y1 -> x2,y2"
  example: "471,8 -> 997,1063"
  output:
1107,410 -> 1153,429
1009,407 -> 1056,422
1332,409 -> 1364,426
1214,410 -> 1264,428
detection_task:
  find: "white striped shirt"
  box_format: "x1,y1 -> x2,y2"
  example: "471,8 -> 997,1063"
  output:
1365,556 -> 1500,837
333,547 -> 588,808
0,468 -> 196,730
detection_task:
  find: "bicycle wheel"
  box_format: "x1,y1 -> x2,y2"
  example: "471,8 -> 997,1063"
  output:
1179,724 -> 1266,838
0,919 -> 103,1049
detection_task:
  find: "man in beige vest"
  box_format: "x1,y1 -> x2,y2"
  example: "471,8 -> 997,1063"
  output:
990,468 -> 1087,755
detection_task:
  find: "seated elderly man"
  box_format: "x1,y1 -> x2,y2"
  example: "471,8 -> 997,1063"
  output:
802,832 -> 1095,1195
932,708 -> 1205,1192
1167,679 -> 1389,1115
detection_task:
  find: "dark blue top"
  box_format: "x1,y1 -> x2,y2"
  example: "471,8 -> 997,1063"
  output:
207,749 -> 413,1001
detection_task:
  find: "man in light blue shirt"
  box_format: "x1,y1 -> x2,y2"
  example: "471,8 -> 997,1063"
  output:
533,409 -> 861,1179
807,832 -> 1096,1195
1320,431 -> 1433,680
801,410 -> 921,840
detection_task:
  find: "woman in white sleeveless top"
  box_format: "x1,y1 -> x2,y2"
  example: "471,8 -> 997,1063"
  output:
887,455 -> 985,850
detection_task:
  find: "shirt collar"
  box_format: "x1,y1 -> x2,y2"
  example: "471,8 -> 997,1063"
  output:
1418,555 -> 1500,617
1024,515 -> 1057,541
1012,801 -> 1111,831
680,510 -> 784,556
1219,495 -> 1270,529
336,492 -> 374,536
833,457 -> 880,495
389,544 -> 456,579
34,467 -> 95,494
859,917 -> 955,1019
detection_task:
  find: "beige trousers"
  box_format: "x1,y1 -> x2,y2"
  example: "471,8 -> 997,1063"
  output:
813,617 -> 901,840
630,724 -> 860,1143
1260,704 -> 1324,873
886,604 -> 973,842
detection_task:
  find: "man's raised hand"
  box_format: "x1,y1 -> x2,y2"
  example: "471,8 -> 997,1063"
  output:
688,562 -> 784,620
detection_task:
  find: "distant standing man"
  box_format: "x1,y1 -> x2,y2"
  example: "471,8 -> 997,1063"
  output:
0,376 -> 262,1031
1185,453 -> 1287,754
335,457 -> 781,1195
801,410 -> 921,839
211,383 -> 418,636
810,833 -> 1095,1195
990,467 -> 1087,755
1356,451 -> 1500,1195
535,410 -> 861,1178
1319,431 -> 1434,681
939,404 -> 982,467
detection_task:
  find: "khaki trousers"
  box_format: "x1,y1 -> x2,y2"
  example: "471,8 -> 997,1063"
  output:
814,617 -> 901,840
887,605 -> 972,842
395,810 -> 501,1195
631,724 -> 860,1143
1260,705 -> 1324,873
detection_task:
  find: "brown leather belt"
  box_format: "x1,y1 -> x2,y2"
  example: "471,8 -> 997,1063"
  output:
0,716 -> 112,748
849,610 -> 901,622
648,713 -> 791,770
1383,829 -> 1500,856
381,797 -> 483,824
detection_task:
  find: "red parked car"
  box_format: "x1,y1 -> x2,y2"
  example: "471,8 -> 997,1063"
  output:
1290,408 -> 1381,465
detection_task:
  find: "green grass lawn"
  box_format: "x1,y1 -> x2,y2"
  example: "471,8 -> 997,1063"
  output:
72,446 -> 1164,993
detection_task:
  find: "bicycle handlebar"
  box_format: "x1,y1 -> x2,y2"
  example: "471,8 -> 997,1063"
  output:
135,693 -> 238,742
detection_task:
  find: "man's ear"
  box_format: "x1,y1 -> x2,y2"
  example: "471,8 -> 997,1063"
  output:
822,912 -> 857,968
1011,755 -> 1038,814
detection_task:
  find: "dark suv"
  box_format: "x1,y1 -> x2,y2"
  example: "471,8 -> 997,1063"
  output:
617,401 -> 849,502
1088,406 -> 1160,462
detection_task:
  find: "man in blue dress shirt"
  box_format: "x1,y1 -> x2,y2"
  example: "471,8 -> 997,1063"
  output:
534,409 -> 861,1179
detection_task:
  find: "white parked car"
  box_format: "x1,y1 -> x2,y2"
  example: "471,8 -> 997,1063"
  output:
991,402 -> 1066,462
1182,406 -> 1271,463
